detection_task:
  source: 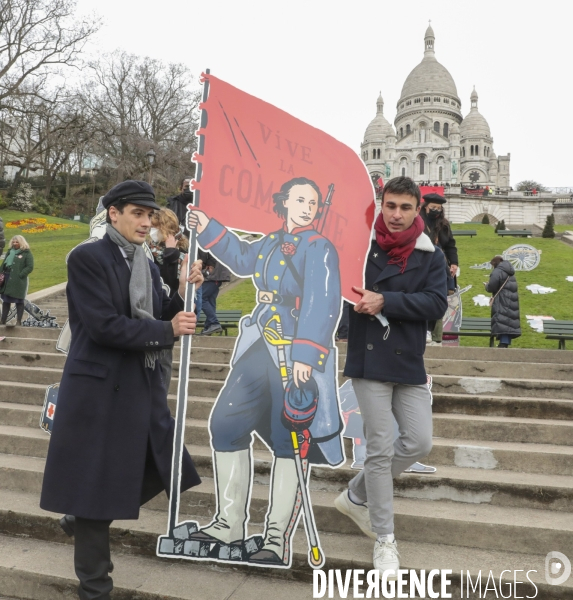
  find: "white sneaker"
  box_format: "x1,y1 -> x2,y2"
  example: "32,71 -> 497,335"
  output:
334,490 -> 376,540
373,535 -> 400,581
427,341 -> 442,346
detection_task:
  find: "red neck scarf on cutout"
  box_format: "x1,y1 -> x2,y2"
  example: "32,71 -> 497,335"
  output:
374,213 -> 425,273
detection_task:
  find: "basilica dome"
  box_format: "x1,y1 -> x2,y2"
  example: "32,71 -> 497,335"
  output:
398,25 -> 459,101
364,93 -> 394,142
459,88 -> 491,138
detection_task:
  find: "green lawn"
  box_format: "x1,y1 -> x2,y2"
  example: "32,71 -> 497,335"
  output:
452,223 -> 573,349
555,224 -> 573,232
217,224 -> 573,348
1,210 -> 89,293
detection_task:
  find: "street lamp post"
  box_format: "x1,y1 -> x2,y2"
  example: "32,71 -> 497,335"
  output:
146,148 -> 156,184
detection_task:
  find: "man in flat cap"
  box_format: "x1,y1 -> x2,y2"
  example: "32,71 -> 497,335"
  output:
420,192 -> 458,346
40,180 -> 203,600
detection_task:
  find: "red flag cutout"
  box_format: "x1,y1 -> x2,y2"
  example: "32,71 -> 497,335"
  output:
193,74 -> 375,303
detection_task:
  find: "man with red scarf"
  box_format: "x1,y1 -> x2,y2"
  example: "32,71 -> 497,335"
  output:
334,177 -> 447,580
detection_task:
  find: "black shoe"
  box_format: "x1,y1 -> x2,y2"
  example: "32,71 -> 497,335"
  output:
60,514 -> 75,537
248,549 -> 286,565
200,324 -> 223,336
497,343 -> 509,348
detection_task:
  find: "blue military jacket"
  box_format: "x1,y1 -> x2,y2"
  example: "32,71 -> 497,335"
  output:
344,232 -> 448,385
198,219 -> 345,465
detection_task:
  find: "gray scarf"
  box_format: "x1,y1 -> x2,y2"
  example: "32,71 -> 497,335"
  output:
106,224 -> 159,369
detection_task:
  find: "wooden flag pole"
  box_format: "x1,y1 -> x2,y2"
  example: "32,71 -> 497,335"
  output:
165,68 -> 210,536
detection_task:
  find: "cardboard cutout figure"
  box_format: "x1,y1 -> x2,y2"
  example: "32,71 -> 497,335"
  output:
442,284 -> 472,347
4,300 -> 58,328
502,244 -> 541,271
157,73 -> 375,570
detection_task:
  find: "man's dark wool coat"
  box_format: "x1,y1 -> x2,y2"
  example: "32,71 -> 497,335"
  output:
40,234 -> 200,520
344,231 -> 448,385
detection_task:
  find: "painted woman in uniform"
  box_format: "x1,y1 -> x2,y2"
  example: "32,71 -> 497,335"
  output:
187,177 -> 343,567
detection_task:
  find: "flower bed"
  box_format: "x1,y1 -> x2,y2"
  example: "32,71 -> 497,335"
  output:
5,217 -> 78,234
5,218 -> 47,228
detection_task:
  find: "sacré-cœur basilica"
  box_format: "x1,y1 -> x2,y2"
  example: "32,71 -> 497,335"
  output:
360,25 -> 573,226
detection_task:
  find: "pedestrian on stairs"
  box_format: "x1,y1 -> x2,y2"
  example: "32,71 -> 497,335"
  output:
198,258 -> 231,335
334,177 -> 447,581
420,192 -> 458,346
40,180 -> 203,600
0,235 -> 34,326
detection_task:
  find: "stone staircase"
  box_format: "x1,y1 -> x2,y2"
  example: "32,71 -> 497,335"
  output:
2,293 -> 573,598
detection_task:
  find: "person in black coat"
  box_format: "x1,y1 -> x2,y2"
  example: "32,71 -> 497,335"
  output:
40,181 -> 203,600
334,177 -> 447,580
166,175 -> 194,236
485,255 -> 521,347
421,192 -> 458,345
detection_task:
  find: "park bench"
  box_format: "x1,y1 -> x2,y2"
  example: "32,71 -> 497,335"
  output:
497,230 -> 532,238
452,230 -> 477,237
543,320 -> 573,350
448,317 -> 494,347
197,310 -> 242,336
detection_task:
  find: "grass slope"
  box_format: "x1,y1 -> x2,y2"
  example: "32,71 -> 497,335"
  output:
452,223 -> 573,348
217,224 -> 573,348
1,210 -> 89,293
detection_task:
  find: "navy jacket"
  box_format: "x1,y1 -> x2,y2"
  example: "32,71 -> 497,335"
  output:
40,234 -> 200,520
344,232 -> 448,385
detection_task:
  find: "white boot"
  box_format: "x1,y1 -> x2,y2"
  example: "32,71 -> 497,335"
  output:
249,457 -> 300,566
199,450 -> 251,544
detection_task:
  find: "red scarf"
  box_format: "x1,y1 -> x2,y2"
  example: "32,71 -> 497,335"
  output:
374,213 -> 425,273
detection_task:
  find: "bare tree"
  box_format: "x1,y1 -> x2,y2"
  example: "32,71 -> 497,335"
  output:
0,88 -> 95,197
0,0 -> 100,107
81,51 -> 200,191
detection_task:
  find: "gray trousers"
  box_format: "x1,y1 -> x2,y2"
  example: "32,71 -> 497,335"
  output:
348,378 -> 433,535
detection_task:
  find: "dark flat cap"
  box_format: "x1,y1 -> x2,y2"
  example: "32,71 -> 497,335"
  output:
102,180 -> 161,210
423,192 -> 447,204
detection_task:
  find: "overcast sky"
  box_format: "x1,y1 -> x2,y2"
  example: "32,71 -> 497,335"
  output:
74,0 -> 572,187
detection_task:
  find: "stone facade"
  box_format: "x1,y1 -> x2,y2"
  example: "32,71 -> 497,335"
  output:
441,188 -> 556,226
361,25 -> 511,189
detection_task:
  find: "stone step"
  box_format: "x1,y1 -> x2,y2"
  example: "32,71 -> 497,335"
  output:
3,477 -> 573,561
3,394 -> 572,454
5,374 -> 573,428
0,349 -> 65,369
181,412 -> 573,448
433,413 -> 573,445
0,381 -> 46,405
3,407 -> 573,480
0,337 -> 59,352
430,374 -> 573,400
0,534 -> 317,600
6,443 -> 573,516
433,392 -> 573,421
0,532 -> 563,599
430,438 -> 573,476
425,358 -> 573,381
425,345 -> 573,364
0,325 -> 60,340
5,358 -> 573,403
